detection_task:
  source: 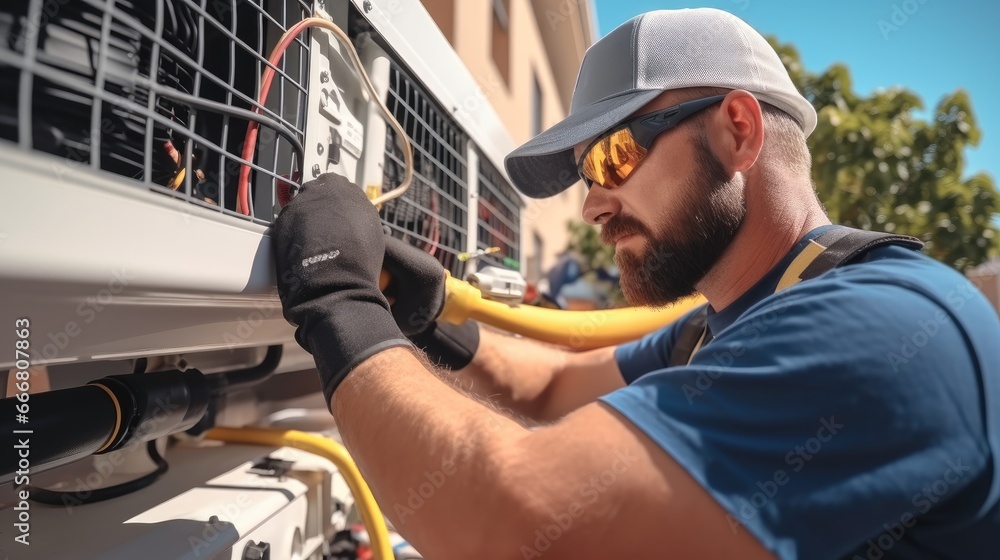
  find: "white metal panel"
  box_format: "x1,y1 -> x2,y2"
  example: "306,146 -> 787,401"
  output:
0,146 -> 294,369
0,441 -> 349,559
0,0 -> 528,368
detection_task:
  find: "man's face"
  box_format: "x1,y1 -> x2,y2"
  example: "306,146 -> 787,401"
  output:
576,95 -> 747,307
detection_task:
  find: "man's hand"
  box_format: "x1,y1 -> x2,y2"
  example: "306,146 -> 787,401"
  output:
382,235 -> 480,370
270,173 -> 413,407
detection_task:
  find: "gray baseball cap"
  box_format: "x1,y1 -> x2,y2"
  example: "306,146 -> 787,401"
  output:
504,8 -> 818,198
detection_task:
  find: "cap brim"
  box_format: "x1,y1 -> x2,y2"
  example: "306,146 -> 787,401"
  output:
504,89 -> 664,199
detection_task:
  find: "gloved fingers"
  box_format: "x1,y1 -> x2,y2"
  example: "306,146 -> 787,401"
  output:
381,234 -> 447,335
383,234 -> 447,282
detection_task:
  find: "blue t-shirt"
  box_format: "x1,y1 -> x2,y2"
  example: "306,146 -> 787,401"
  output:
603,226 -> 1000,559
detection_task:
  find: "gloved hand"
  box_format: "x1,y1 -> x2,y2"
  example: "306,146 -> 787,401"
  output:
382,234 -> 480,370
271,173 -> 413,407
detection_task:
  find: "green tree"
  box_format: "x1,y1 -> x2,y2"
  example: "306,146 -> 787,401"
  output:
567,219 -> 614,270
565,220 -> 623,306
771,38 -> 999,271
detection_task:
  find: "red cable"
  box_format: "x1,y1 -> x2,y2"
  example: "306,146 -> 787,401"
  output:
237,19 -> 316,215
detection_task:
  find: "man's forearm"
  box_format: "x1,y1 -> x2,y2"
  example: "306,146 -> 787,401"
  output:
449,326 -> 566,419
452,327 -> 625,422
331,347 -> 532,560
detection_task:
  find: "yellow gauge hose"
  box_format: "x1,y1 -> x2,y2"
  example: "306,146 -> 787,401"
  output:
203,427 -> 393,560
379,271 -> 705,350
436,274 -> 705,350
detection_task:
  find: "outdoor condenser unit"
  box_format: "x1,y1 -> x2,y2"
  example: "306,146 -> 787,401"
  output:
0,1 -> 524,558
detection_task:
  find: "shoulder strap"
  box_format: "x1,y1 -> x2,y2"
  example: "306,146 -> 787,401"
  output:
668,304 -> 710,367
667,226 -> 925,367
798,228 -> 924,281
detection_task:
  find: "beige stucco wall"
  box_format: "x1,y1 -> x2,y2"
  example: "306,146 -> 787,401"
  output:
969,273 -> 999,314
422,0 -> 593,282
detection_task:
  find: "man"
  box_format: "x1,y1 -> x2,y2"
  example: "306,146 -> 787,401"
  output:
271,8 -> 999,560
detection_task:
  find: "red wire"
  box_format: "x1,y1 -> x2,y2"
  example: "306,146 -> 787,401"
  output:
237,19 -> 316,215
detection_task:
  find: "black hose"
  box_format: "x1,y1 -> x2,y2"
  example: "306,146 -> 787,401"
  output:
187,345 -> 283,437
26,439 -> 169,506
1,368 -> 208,485
208,345 -> 283,395
2,384 -> 121,485
148,84 -> 306,157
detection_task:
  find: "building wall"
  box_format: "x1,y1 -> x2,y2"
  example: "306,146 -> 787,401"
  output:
970,273 -> 999,314
422,0 -> 593,282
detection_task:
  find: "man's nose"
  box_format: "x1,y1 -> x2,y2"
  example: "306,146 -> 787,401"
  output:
581,185 -> 621,225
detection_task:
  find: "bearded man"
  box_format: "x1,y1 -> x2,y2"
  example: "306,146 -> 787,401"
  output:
271,8 -> 1000,559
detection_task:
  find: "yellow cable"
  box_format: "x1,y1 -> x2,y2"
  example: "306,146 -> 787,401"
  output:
203,427 -> 393,560
439,275 -> 706,350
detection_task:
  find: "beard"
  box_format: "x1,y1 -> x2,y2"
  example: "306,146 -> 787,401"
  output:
602,134 -> 746,307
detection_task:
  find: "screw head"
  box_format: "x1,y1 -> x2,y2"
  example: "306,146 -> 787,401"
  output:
319,70 -> 330,83
317,143 -> 324,155
312,164 -> 321,177
363,0 -> 372,13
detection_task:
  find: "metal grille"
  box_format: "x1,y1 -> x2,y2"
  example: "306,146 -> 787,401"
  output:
0,0 -> 310,225
381,62 -> 469,277
476,151 -> 522,270
0,0 -> 515,271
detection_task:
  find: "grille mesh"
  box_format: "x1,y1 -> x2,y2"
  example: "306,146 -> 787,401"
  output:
0,0 -> 518,278
0,0 -> 310,225
477,150 -> 523,270
381,61 -> 469,277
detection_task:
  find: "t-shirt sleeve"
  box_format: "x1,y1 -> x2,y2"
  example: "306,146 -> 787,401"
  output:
614,306 -> 702,385
599,278 -> 992,560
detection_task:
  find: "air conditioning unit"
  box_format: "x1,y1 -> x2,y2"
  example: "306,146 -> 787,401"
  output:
0,1 -> 523,557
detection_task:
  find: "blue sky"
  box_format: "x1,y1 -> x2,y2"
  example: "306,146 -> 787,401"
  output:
593,0 -> 999,182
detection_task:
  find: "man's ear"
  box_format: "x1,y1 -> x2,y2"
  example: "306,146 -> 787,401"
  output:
711,90 -> 764,174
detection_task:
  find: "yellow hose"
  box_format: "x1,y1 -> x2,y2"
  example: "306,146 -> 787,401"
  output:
204,427 -> 393,560
439,275 -> 706,350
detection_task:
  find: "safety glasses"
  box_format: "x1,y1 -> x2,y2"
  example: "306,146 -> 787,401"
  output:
576,95 -> 728,189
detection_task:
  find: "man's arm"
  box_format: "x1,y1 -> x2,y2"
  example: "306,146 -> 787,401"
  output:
269,176 -> 767,558
448,326 -> 625,422
332,347 -> 775,560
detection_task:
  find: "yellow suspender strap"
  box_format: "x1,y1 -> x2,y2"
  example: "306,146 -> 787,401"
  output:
775,239 -> 830,293
685,238 -> 833,365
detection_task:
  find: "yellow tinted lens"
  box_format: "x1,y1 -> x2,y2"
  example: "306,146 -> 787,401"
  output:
581,128 -> 647,189
582,137 -> 607,186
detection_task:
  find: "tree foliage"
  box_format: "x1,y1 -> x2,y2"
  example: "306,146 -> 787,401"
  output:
565,220 -> 623,305
567,219 -> 614,270
770,38 -> 999,271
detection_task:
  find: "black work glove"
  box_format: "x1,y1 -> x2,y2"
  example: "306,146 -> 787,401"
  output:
271,173 -> 413,408
382,235 -> 480,370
